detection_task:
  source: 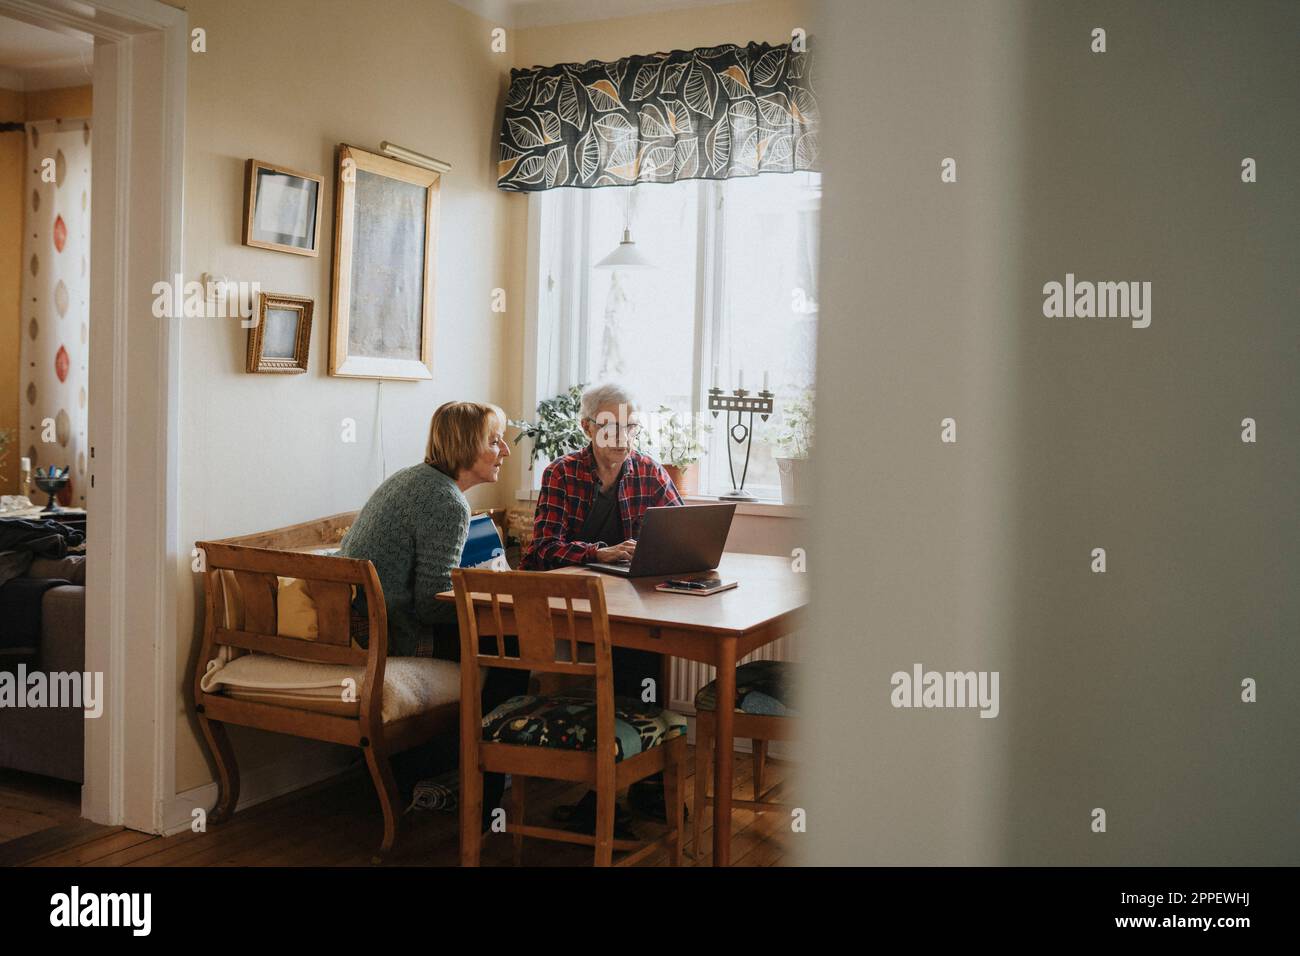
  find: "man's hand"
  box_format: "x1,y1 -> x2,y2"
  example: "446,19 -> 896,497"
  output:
593,539 -> 637,563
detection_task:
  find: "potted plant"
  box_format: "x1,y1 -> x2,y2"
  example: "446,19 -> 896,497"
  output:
771,387 -> 814,505
648,405 -> 711,496
508,384 -> 588,470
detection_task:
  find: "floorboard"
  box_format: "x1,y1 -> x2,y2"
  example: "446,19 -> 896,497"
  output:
0,770 -> 82,848
2,746 -> 796,867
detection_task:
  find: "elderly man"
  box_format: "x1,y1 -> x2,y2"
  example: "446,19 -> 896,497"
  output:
522,382 -> 683,832
522,381 -> 682,570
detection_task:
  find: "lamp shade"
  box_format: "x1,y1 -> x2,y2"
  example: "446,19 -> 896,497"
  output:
594,227 -> 654,269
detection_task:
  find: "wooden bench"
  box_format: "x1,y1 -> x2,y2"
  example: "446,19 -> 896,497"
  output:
191,509 -> 507,858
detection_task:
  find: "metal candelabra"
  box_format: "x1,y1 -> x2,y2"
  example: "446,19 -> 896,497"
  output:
708,384 -> 774,501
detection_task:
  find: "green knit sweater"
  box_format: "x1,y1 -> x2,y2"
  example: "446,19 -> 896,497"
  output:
339,463 -> 468,656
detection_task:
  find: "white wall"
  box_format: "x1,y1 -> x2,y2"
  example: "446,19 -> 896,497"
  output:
174,0 -> 514,792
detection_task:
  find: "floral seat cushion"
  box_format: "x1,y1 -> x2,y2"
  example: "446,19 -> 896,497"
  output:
695,660 -> 796,717
482,694 -> 687,761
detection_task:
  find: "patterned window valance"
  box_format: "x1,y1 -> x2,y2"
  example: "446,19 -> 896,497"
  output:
497,41 -> 818,192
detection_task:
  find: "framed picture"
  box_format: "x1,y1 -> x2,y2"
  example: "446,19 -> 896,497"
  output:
243,159 -> 323,256
329,144 -> 439,380
246,292 -> 313,373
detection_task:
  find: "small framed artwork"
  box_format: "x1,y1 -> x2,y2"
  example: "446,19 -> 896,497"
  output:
243,159 -> 323,256
246,293 -> 313,373
329,144 -> 439,380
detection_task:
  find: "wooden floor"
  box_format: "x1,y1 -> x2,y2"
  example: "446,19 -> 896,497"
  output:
0,770 -> 82,846
0,745 -> 793,867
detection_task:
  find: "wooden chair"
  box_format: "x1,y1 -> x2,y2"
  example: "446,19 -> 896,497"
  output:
192,513 -> 460,860
690,660 -> 797,860
452,568 -> 688,867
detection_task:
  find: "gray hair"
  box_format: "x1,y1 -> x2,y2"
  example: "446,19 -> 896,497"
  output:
580,382 -> 638,422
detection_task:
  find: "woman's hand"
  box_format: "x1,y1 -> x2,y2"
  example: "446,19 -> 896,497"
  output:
593,539 -> 637,563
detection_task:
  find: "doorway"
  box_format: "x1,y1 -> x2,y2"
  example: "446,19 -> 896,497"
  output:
0,0 -> 187,836
0,13 -> 93,846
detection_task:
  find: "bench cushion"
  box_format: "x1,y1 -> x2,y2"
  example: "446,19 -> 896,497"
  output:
482,694 -> 686,761
200,653 -> 458,723
694,659 -> 796,716
276,576 -> 322,639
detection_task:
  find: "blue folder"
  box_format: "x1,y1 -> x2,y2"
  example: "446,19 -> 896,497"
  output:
460,513 -> 505,567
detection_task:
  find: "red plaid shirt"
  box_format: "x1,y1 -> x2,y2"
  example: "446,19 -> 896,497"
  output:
522,444 -> 683,569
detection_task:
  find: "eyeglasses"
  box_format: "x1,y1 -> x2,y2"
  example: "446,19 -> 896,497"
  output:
584,418 -> 642,439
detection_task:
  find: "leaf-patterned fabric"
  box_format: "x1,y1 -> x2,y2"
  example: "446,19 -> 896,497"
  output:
481,694 -> 687,761
497,41 -> 818,191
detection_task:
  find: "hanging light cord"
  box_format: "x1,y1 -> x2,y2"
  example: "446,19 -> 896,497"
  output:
376,380 -> 387,483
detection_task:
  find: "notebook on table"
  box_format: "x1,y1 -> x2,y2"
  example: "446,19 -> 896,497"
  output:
654,572 -> 738,596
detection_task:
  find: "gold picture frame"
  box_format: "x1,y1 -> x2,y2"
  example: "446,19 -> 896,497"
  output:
329,144 -> 439,380
246,292 -> 313,373
242,159 -> 323,257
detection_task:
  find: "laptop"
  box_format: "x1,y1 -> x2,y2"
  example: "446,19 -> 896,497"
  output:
587,503 -> 736,577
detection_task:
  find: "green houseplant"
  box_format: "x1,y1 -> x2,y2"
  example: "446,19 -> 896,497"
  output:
648,405 -> 711,495
508,384 -> 588,469
771,387 -> 814,504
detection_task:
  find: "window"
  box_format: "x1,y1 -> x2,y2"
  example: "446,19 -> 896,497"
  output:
526,171 -> 819,499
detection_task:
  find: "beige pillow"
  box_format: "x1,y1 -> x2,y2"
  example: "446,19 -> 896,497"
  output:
276,576 -> 318,640
216,566 -> 358,642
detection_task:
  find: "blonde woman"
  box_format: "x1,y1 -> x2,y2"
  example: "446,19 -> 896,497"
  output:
341,401 -> 524,821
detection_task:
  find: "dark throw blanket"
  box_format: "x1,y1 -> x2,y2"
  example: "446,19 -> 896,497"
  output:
0,517 -> 85,559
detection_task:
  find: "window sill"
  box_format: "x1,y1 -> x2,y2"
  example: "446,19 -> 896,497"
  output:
682,495 -> 808,519
515,487 -> 807,519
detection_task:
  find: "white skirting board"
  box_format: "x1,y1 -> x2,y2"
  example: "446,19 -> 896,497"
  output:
161,744 -> 355,837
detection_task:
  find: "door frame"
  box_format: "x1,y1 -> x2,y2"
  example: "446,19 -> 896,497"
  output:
0,0 -> 186,832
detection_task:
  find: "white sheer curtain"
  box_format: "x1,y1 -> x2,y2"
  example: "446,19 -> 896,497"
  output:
531,172 -> 820,498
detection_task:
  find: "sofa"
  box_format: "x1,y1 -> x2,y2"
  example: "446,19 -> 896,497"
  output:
0,554 -> 86,783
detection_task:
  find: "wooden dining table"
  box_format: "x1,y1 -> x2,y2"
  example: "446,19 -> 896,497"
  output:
438,551 -> 806,866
